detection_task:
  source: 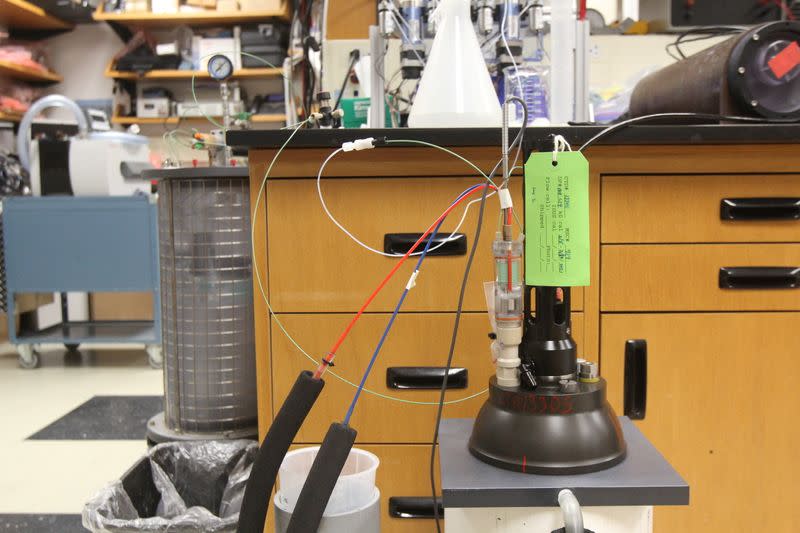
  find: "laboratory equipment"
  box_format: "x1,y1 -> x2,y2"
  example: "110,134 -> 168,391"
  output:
630,21 -> 800,120
204,54 -> 236,165
504,66 -> 550,124
145,167 -> 257,443
399,0 -> 427,79
639,0 -> 787,32
1,195 -> 162,369
408,0 -> 502,127
17,95 -> 153,196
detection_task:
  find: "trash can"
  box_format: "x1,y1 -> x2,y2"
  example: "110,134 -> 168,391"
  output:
83,440 -> 257,532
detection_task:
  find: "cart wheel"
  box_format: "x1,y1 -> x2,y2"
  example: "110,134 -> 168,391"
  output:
17,345 -> 41,369
64,343 -> 80,352
146,345 -> 163,369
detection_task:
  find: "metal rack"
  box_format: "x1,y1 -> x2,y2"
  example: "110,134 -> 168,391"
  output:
1,195 -> 162,369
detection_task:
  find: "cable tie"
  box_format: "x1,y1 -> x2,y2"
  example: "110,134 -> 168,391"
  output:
321,356 -> 335,368
498,189 -> 513,209
406,270 -> 419,290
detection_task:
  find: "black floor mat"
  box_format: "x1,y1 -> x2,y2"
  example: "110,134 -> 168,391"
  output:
28,395 -> 163,440
0,514 -> 84,532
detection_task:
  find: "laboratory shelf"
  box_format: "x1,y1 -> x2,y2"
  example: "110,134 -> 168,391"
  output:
111,114 -> 286,125
0,0 -> 73,30
17,320 -> 157,344
0,60 -> 62,83
92,5 -> 291,26
104,64 -> 283,80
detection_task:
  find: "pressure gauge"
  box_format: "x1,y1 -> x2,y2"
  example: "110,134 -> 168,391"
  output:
207,54 -> 234,81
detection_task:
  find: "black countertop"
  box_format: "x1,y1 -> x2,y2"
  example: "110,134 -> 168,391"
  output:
227,123 -> 800,151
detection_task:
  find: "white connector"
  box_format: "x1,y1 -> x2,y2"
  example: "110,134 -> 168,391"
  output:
495,324 -> 523,387
342,137 -> 376,152
498,189 -> 513,210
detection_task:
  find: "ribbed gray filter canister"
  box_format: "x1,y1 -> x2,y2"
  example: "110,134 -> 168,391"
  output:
157,171 -> 257,436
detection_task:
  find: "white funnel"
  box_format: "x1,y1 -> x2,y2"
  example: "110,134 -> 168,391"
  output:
408,0 -> 502,128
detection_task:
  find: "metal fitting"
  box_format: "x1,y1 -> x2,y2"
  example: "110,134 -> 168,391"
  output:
559,379 -> 579,393
578,360 -> 599,383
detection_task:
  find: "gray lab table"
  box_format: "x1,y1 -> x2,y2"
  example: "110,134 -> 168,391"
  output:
439,418 -> 689,509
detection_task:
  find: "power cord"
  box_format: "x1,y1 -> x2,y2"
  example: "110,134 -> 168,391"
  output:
578,112 -> 800,152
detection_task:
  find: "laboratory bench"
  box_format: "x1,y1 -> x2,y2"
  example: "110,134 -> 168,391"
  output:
233,125 -> 800,533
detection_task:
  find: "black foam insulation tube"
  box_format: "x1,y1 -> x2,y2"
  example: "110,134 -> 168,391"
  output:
237,371 -> 325,533
285,422 -> 358,533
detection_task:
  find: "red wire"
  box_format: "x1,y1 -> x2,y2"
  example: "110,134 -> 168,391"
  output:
314,184 -> 497,379
578,0 -> 587,20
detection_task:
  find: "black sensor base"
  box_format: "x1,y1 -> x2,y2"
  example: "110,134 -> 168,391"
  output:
468,377 -> 626,475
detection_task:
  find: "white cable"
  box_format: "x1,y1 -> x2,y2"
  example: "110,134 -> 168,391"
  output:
316,148 -> 497,257
251,121 -> 488,406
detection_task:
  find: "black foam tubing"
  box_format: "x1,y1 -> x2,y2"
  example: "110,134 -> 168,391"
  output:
285,422 -> 358,533
237,371 -> 325,533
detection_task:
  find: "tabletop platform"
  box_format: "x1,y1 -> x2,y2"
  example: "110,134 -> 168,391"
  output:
440,417 -> 689,508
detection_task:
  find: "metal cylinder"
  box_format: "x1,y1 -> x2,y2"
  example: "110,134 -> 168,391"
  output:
630,21 -> 800,119
157,169 -> 257,435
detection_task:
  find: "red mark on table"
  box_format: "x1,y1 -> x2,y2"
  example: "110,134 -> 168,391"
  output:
768,41 -> 800,80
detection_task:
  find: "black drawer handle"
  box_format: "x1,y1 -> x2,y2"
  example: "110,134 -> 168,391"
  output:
384,233 -> 467,256
720,198 -> 800,221
719,267 -> 800,289
388,497 -> 443,519
624,339 -> 647,421
386,367 -> 468,390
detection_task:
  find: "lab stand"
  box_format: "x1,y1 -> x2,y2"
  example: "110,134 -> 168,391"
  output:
1,196 -> 162,369
439,418 -> 689,533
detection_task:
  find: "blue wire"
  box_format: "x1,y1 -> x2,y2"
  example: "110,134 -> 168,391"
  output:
342,185 -> 484,425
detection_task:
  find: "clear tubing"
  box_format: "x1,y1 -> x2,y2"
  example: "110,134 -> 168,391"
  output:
493,238 -> 523,329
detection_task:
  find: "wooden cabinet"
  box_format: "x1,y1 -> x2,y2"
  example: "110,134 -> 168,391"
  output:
601,313 -> 800,533
602,244 -> 800,311
251,143 -> 800,533
601,174 -> 800,243
269,312 -> 584,442
266,177 -> 582,313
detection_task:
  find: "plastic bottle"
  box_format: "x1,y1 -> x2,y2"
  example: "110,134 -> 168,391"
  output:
408,0 -> 502,128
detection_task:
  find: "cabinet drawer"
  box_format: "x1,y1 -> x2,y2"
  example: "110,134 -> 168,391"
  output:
602,244 -> 800,311
285,444 -> 441,533
601,175 -> 800,244
266,177 -> 583,312
272,312 -> 585,443
601,313 -> 800,533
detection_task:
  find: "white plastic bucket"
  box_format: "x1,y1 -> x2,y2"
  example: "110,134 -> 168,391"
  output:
277,447 -> 379,516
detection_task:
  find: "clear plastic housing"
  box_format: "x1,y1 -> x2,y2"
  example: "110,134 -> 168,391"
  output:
493,239 -> 523,329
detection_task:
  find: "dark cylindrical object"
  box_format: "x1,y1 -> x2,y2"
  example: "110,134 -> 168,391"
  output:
155,168 -> 257,435
237,371 -> 325,533
521,286 -> 577,380
630,21 -> 800,120
286,423 -> 358,533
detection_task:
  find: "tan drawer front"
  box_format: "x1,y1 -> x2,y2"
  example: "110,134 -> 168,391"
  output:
267,177 -> 583,312
601,175 -> 800,244
601,313 -> 800,533
285,444 -> 441,533
602,244 -> 800,311
272,312 -> 585,443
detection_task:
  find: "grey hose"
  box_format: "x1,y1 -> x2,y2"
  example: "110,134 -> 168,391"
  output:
17,95 -> 89,172
558,489 -> 584,533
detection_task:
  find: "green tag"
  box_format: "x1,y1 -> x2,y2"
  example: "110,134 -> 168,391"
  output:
524,151 -> 590,287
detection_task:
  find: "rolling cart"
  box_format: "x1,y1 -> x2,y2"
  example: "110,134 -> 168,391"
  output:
1,195 -> 162,369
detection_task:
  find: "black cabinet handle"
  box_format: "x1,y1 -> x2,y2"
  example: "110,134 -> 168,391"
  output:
386,367 -> 468,390
719,267 -> 800,290
720,198 -> 800,221
624,340 -> 647,421
388,497 -> 443,519
384,233 -> 467,256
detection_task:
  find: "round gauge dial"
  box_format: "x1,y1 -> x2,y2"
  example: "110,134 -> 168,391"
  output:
207,54 -> 234,81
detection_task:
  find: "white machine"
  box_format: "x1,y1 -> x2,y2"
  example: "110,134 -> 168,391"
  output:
17,95 -> 153,197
